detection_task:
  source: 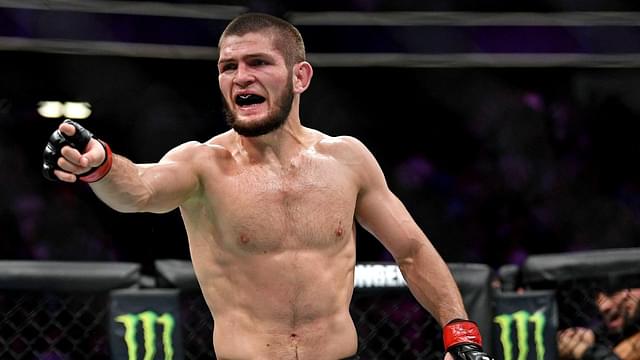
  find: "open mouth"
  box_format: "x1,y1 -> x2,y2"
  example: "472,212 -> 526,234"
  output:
235,94 -> 266,107
605,312 -> 622,328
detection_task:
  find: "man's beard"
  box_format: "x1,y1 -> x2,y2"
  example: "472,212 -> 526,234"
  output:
223,81 -> 294,137
620,298 -> 640,338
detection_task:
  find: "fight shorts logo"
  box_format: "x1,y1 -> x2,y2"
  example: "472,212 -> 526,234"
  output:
115,311 -> 176,360
494,310 -> 546,360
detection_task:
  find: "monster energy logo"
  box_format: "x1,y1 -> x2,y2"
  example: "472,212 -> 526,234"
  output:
115,311 -> 176,360
494,310 -> 546,360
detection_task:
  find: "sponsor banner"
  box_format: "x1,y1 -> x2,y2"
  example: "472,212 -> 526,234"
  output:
493,290 -> 558,360
109,289 -> 184,360
354,263 -> 407,288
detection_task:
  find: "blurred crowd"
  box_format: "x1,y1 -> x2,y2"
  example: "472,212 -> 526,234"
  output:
1,64 -> 640,273
361,69 -> 640,267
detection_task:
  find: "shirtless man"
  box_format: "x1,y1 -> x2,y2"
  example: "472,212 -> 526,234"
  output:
42,12 -> 493,360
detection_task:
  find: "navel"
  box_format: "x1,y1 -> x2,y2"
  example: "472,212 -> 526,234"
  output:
290,333 -> 299,344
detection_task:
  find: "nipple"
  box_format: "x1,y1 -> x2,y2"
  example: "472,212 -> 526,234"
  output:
239,234 -> 250,244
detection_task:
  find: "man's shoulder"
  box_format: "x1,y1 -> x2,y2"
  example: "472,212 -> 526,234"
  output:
313,133 -> 370,160
306,127 -> 362,151
161,136 -> 232,163
311,132 -> 381,188
308,132 -> 380,182
205,130 -> 237,150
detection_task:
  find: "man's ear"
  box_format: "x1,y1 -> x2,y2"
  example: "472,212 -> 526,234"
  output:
293,61 -> 313,94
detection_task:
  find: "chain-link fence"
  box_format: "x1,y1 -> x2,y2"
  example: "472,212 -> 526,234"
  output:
0,290 -> 110,359
0,261 -> 140,360
180,290 -> 215,360
351,290 -> 442,359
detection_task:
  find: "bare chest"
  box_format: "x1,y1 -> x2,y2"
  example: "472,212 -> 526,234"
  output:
204,158 -> 357,253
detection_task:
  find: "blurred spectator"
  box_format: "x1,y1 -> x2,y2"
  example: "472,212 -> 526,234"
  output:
557,288 -> 640,360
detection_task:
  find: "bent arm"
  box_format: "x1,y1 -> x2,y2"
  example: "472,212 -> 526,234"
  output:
89,142 -> 201,214
349,138 -> 467,325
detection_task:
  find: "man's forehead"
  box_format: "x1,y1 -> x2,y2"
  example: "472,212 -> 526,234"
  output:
218,32 -> 277,57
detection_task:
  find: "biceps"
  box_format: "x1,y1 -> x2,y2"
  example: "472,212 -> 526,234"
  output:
355,189 -> 424,260
138,161 -> 199,213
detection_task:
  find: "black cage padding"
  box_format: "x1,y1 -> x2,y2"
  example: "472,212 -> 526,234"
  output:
521,248 -> 640,288
0,261 -> 140,292
154,259 -> 199,290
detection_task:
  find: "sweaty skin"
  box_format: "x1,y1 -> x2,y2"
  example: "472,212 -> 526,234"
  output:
54,31 -> 466,360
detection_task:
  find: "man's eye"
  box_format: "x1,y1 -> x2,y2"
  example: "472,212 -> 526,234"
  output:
220,64 -> 236,72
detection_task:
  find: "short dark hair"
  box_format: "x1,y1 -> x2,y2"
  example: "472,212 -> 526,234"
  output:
219,13 -> 306,67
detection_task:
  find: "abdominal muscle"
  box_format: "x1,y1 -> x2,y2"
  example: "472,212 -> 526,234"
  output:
191,243 -> 359,360
212,306 -> 358,360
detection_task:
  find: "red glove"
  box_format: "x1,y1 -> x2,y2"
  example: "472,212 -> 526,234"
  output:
443,319 -> 494,360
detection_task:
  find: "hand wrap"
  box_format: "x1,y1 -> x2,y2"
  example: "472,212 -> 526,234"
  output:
42,119 -> 112,183
443,319 -> 494,360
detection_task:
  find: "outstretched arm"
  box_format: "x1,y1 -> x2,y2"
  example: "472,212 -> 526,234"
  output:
47,120 -> 200,213
346,136 -> 492,359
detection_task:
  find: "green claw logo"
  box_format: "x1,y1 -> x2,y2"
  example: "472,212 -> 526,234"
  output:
494,310 -> 546,360
115,311 -> 176,360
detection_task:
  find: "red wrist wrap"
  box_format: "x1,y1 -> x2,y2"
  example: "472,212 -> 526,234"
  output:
443,319 -> 483,350
79,140 -> 113,183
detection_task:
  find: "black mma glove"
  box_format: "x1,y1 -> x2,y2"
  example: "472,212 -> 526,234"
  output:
443,319 -> 494,360
42,119 -> 113,183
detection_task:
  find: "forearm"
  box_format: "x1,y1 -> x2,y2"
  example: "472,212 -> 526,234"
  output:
614,330 -> 640,360
89,154 -> 154,213
398,240 -> 467,326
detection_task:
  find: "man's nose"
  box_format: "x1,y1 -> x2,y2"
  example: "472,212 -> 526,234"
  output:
233,63 -> 255,87
597,293 -> 614,312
